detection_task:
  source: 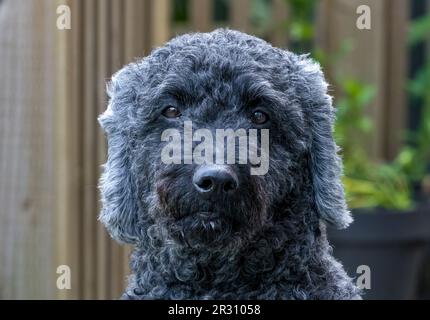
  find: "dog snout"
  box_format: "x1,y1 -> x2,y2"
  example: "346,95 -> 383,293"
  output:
192,165 -> 239,198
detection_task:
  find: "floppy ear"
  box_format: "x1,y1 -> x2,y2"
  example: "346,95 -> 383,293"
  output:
297,56 -> 352,229
98,66 -> 141,244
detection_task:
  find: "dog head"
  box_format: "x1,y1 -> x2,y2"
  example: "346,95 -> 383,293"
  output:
98,29 -> 352,247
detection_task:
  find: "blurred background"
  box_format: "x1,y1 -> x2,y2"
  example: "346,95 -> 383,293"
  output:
0,0 -> 429,300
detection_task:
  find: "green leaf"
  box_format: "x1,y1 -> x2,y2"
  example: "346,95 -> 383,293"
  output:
409,15 -> 430,45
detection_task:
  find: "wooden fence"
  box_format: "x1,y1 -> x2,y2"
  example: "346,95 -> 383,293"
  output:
0,0 -> 409,299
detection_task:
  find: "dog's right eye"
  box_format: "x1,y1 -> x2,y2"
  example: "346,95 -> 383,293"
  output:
162,106 -> 181,118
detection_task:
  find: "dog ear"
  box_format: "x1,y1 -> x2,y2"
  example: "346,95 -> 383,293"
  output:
297,55 -> 352,229
98,67 -> 141,244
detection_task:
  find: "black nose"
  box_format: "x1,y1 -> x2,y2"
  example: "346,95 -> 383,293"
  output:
193,166 -> 239,197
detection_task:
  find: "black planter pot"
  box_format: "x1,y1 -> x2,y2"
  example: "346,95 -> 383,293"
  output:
327,203 -> 430,300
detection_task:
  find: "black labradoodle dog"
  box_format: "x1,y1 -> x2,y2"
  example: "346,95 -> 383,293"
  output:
98,29 -> 361,299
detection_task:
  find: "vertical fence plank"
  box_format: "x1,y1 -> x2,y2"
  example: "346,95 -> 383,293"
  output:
0,0 -> 58,299
55,0 -> 84,299
55,0 -> 72,299
231,0 -> 250,33
191,0 -> 212,32
150,0 -> 170,48
109,0 -> 127,298
82,0 -> 97,299
384,0 -> 409,160
96,0 -> 110,300
271,0 -> 289,47
124,0 -> 146,62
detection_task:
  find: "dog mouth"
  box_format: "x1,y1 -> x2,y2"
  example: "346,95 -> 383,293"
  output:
164,202 -> 264,246
173,210 -> 237,240
179,211 -> 224,229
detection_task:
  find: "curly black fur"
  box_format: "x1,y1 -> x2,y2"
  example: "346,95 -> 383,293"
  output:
98,29 -> 361,299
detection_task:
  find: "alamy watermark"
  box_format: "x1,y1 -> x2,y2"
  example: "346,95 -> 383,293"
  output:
56,265 -> 71,290
356,264 -> 371,290
356,5 -> 371,30
56,5 -> 71,30
161,121 -> 270,175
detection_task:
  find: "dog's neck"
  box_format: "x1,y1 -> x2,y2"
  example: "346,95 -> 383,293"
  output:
123,202 -> 339,299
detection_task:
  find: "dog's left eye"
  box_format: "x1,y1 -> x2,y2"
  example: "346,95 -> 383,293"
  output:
162,106 -> 181,118
250,111 -> 269,125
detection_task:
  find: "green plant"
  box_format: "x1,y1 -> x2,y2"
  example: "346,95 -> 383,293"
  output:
285,0 -> 315,53
335,79 -> 412,210
395,14 -> 430,185
283,0 -> 422,210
